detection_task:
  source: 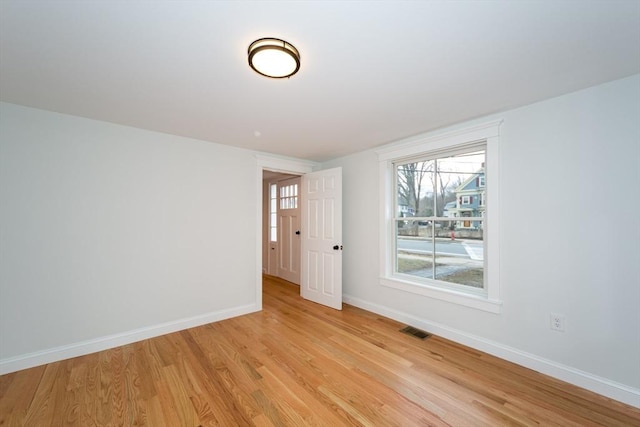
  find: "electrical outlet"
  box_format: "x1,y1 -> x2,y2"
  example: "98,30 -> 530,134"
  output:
550,314 -> 565,332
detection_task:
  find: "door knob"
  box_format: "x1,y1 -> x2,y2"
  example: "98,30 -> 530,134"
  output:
333,245 -> 343,250
295,230 -> 300,235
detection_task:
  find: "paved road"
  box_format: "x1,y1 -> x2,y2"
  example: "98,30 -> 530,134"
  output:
397,238 -> 483,260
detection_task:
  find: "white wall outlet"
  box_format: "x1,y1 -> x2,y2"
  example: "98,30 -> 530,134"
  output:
550,314 -> 565,332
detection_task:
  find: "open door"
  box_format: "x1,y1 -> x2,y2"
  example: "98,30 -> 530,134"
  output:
300,167 -> 343,310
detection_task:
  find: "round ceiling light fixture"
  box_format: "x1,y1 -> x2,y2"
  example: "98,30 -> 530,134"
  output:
248,38 -> 300,78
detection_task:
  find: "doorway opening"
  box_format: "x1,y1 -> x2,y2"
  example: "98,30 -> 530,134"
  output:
262,171 -> 302,285
255,156 -> 343,311
255,157 -> 315,310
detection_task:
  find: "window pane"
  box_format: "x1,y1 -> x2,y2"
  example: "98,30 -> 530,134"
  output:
395,221 -> 433,277
434,220 -> 484,289
435,151 -> 485,216
396,160 -> 434,220
270,183 -> 278,242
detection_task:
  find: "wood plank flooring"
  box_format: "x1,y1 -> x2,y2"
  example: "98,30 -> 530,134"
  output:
1,275 -> 639,426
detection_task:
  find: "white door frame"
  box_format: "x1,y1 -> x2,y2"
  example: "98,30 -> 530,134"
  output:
255,155 -> 317,310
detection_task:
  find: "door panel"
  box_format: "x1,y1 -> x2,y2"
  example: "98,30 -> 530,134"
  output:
301,167 -> 342,310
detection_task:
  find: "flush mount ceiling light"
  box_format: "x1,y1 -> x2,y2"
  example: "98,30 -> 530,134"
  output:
248,38 -> 300,78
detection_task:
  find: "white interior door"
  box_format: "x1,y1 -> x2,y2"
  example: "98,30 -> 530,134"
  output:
277,177 -> 301,284
301,167 -> 342,310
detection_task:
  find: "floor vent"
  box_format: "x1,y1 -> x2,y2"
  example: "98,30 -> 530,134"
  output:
400,326 -> 431,340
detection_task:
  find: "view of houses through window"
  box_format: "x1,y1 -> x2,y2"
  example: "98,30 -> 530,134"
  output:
395,148 -> 486,290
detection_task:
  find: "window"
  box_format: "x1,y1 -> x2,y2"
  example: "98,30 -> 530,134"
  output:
270,182 -> 299,242
395,148 -> 485,288
377,121 -> 502,313
269,183 -> 278,242
279,183 -> 298,210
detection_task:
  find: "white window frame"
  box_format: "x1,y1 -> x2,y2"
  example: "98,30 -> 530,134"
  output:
461,195 -> 471,205
377,121 -> 502,313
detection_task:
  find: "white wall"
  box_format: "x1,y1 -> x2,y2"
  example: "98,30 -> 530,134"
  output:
0,103 -> 259,370
322,74 -> 640,405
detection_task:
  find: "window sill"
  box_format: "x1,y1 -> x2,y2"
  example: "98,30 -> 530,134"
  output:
380,276 -> 502,313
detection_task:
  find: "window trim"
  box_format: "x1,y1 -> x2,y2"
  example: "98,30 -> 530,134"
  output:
377,120 -> 502,313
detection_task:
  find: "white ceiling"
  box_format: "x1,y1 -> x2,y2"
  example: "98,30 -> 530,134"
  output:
1,1 -> 638,162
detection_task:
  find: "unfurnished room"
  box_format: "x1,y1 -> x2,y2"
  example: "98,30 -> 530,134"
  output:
1,1 -> 639,425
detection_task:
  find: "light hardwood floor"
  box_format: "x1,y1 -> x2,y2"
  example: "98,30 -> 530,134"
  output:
1,275 -> 639,426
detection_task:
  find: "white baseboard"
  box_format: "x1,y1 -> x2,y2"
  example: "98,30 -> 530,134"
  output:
0,303 -> 259,375
343,294 -> 640,408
